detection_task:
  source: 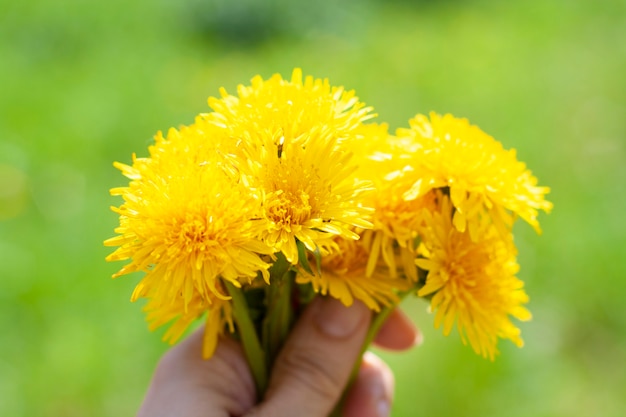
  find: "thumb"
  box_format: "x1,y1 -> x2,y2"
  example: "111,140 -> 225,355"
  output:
247,297 -> 371,417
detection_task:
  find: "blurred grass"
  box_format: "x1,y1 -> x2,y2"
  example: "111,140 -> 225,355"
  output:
1,0 -> 625,415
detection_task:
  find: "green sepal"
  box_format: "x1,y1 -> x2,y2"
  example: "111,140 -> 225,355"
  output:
296,240 -> 314,275
312,245 -> 322,275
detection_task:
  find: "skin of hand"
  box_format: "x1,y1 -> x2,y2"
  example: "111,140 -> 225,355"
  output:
138,297 -> 421,417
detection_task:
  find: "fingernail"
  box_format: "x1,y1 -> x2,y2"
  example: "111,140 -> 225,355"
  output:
414,331 -> 424,347
368,374 -> 391,417
377,399 -> 391,417
368,361 -> 391,417
314,297 -> 368,338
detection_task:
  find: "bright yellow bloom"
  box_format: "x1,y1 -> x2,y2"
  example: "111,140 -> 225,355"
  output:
398,113 -> 552,240
296,236 -> 407,311
416,194 -> 531,360
205,68 -> 374,150
104,125 -> 273,310
348,123 -> 437,281
199,69 -> 375,263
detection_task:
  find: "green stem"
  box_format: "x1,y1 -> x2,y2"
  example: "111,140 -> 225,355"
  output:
225,281 -> 268,396
263,253 -> 294,371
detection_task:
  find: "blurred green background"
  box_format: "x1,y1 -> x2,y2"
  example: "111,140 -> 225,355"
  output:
1,0 -> 625,415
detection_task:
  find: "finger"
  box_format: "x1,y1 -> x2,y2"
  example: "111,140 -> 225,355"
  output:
247,297 -> 371,417
374,308 -> 422,351
342,352 -> 394,417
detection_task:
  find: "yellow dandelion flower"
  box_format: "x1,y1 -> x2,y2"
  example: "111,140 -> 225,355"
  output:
398,112 -> 552,239
104,125 -> 273,311
198,69 -> 374,263
416,195 -> 532,360
348,123 -> 437,281
205,68 -> 374,148
252,133 -> 373,263
296,236 -> 407,311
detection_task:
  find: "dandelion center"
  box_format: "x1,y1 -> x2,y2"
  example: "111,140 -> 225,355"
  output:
172,216 -> 226,254
180,219 -> 208,244
268,190 -> 312,227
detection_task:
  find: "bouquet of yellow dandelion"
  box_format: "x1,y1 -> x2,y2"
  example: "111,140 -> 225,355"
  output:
105,69 -> 551,396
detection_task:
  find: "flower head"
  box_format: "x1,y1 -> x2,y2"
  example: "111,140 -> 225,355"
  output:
348,123 -> 438,281
205,68 -> 373,148
199,69 -> 375,263
398,113 -> 552,239
105,125 -> 273,311
416,194 -> 531,360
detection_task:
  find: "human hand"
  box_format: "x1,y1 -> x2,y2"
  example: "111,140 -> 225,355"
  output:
138,297 -> 421,417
